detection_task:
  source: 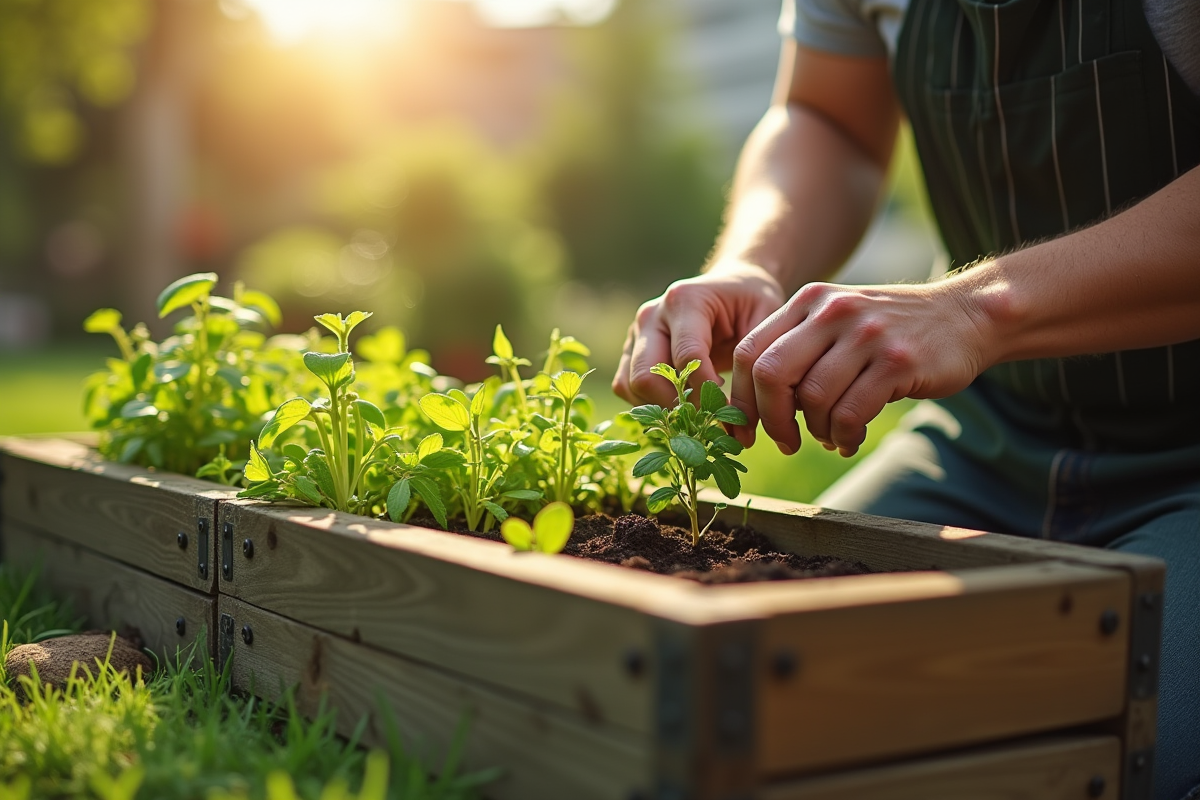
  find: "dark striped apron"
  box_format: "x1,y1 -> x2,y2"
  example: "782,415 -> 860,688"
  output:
894,0 -> 1200,451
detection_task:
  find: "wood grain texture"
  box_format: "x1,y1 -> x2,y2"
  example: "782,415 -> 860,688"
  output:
220,500 -> 658,734
761,735 -> 1120,800
0,437 -> 233,592
757,562 -> 1130,774
221,595 -> 649,800
3,523 -> 214,660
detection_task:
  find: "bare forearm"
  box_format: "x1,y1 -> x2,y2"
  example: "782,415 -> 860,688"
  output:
958,164 -> 1200,364
709,104 -> 889,293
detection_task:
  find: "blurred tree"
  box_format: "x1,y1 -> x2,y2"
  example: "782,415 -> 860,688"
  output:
535,0 -> 726,294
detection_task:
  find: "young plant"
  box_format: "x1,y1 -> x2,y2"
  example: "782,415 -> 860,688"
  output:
500,501 -> 574,554
239,312 -> 405,516
83,273 -> 298,477
630,360 -> 749,546
419,385 -> 536,531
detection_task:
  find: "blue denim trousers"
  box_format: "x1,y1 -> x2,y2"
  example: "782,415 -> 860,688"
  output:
818,379 -> 1200,800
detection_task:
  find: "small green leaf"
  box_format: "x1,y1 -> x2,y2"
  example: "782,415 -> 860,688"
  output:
154,361 -> 191,383
492,324 -> 514,360
629,404 -> 665,426
669,436 -> 708,468
713,405 -> 749,425
593,439 -> 640,456
501,517 -> 534,551
387,480 -> 412,522
649,363 -> 678,382
700,381 -> 726,413
293,475 -> 324,505
708,456 -> 742,499
530,413 -> 556,431
354,399 -> 386,429
482,501 -> 509,523
420,450 -> 466,469
552,369 -> 591,400
157,272 -> 218,318
118,437 -> 145,463
83,308 -> 122,334
632,451 -> 671,477
420,394 -> 470,432
238,482 -> 279,499
306,454 -> 337,501
410,475 -> 447,529
469,385 -> 487,417
282,443 -> 309,463
238,289 -> 282,327
314,313 -> 345,338
647,486 -> 680,514
343,310 -> 372,336
678,359 -> 702,383
303,352 -> 354,388
245,442 -> 272,483
259,398 -> 313,449
711,435 -> 744,455
502,489 -> 543,501
120,400 -> 159,419
532,501 -> 574,553
130,352 -> 153,388
417,433 -> 443,461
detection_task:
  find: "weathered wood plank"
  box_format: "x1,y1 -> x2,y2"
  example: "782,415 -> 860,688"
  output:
220,595 -> 649,800
220,500 -> 659,734
757,562 -> 1130,774
761,735 -> 1120,800
3,523 -> 214,660
0,437 -> 231,592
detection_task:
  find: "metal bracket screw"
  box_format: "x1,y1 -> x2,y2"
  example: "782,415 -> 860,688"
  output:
1088,775 -> 1106,797
221,522 -> 234,581
771,648 -> 798,680
177,531 -> 188,549
242,625 -> 254,645
1099,609 -> 1120,636
197,518 -> 210,580
175,617 -> 186,636
242,538 -> 254,559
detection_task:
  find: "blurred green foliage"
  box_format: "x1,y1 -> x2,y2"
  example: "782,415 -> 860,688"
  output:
0,0 -> 149,165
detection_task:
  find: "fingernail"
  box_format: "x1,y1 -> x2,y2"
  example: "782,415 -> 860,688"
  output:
776,441 -> 796,456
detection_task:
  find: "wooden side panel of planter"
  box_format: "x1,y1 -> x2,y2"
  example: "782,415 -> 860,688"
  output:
3,523 -> 215,659
755,562 -> 1130,775
761,735 -> 1120,800
0,438 -> 230,593
219,596 -> 649,800
219,500 -> 659,734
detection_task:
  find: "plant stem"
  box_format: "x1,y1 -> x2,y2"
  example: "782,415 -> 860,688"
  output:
556,394 -> 574,504
686,469 -> 700,547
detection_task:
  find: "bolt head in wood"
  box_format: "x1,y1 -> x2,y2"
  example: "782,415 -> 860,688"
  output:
242,625 -> 253,645
243,538 -> 254,559
1099,609 -> 1120,636
175,617 -> 186,636
1087,775 -> 1106,797
177,531 -> 189,549
771,649 -> 798,680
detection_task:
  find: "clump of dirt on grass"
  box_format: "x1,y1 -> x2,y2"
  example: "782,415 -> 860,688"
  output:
5,632 -> 152,694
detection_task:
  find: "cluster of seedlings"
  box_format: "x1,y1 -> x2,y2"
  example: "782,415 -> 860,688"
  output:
85,273 -> 750,554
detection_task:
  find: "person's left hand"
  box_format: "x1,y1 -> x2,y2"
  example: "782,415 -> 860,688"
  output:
728,280 -> 994,456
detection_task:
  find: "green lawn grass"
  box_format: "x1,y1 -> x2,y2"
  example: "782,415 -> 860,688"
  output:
0,565 -> 496,800
0,345 -> 105,436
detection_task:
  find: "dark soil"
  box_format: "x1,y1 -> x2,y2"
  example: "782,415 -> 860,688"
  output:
410,512 -> 872,585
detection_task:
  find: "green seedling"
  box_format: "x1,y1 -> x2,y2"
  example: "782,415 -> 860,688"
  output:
630,360 -> 749,546
240,312 -> 413,516
419,384 -> 532,531
500,501 -> 574,554
83,273 -> 298,477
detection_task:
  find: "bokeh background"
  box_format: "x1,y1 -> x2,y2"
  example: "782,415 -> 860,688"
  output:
0,0 -> 940,502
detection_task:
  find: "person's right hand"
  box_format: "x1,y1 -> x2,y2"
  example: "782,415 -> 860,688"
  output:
612,262 -> 786,407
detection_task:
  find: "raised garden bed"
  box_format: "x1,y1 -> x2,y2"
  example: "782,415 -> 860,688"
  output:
0,436 -> 1163,800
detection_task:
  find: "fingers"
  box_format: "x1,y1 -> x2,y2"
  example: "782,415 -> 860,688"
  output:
827,365 -> 895,457
729,301 -> 810,449
794,340 -> 870,449
668,305 -> 723,389
626,305 -> 677,407
612,326 -> 638,404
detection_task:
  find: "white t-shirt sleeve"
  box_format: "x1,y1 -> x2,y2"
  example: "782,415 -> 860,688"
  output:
779,0 -> 889,58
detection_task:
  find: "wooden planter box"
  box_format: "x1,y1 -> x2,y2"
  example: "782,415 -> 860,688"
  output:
0,437 -> 1163,800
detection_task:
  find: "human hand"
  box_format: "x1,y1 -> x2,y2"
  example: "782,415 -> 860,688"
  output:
613,262 -> 787,407
728,280 -> 993,456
